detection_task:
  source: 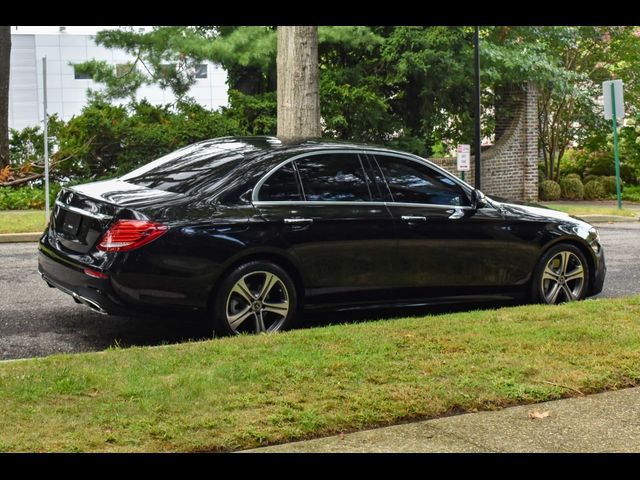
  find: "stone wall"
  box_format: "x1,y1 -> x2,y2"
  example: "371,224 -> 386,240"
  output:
429,82 -> 540,202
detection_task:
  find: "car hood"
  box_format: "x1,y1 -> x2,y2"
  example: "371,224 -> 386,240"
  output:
488,196 -> 593,228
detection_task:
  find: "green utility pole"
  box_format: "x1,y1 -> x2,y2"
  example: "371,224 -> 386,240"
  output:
610,82 -> 622,209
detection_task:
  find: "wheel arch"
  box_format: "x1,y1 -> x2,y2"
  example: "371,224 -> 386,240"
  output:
206,247 -> 305,312
537,235 -> 597,293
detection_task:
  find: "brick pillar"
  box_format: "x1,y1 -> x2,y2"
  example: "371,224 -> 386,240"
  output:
494,84 -> 522,140
429,81 -> 540,202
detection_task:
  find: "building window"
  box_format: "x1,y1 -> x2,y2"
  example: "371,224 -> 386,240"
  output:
73,65 -> 92,80
195,64 -> 207,79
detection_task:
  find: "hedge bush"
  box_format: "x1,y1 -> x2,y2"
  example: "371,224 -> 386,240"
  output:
559,177 -> 584,200
564,173 -> 582,183
540,180 -> 561,201
0,184 -> 62,210
583,174 -> 599,185
584,180 -> 606,200
600,176 -> 621,195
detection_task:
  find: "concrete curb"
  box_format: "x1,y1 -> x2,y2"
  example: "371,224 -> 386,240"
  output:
0,232 -> 41,243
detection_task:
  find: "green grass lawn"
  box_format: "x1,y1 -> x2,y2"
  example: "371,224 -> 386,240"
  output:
0,210 -> 47,234
1,296 -> 640,452
544,203 -> 637,217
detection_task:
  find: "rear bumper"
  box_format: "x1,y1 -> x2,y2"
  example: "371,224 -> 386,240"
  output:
38,243 -> 129,316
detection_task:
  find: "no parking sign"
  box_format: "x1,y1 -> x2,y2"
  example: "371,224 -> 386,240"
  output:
456,145 -> 470,172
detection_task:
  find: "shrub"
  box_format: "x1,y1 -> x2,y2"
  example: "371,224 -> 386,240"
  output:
539,180 -> 561,201
583,174 -> 599,185
583,150 -> 636,184
584,180 -> 606,200
559,177 -> 584,200
622,184 -> 640,202
0,184 -> 62,210
600,176 -> 622,195
564,173 -> 582,182
558,149 -> 585,178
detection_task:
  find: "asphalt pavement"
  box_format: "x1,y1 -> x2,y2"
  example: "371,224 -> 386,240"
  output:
0,223 -> 639,361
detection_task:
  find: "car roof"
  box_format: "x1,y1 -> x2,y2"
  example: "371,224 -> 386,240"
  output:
197,136 -> 413,160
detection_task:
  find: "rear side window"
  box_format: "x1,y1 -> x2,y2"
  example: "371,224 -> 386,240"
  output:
294,153 -> 372,202
258,163 -> 302,201
375,155 -> 469,206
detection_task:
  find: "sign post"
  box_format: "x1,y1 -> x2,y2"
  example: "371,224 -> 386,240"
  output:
456,144 -> 471,181
603,79 -> 624,209
43,56 -> 50,222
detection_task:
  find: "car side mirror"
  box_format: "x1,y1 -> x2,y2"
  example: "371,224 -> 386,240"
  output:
470,189 -> 480,210
470,188 -> 487,211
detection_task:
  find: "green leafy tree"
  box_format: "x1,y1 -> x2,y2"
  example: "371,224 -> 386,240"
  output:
482,26 -> 640,181
74,25 -> 640,172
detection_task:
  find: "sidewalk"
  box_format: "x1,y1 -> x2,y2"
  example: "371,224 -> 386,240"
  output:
245,387 -> 640,452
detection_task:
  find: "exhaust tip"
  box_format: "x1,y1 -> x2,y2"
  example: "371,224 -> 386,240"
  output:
71,292 -> 108,315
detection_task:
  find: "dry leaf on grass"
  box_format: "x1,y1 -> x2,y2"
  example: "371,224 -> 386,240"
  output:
528,410 -> 551,420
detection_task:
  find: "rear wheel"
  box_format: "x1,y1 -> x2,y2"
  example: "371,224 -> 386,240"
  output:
213,261 -> 298,336
532,244 -> 589,304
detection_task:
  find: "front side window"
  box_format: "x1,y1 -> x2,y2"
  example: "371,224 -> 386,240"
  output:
295,153 -> 372,202
375,155 -> 468,206
258,163 -> 302,201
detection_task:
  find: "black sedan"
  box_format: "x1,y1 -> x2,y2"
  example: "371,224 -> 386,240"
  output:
38,136 -> 606,336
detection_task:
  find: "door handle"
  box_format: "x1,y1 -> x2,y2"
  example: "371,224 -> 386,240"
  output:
448,208 -> 465,220
401,215 -> 427,222
284,218 -> 314,225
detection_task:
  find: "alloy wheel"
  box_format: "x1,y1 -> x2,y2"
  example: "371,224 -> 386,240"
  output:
541,251 -> 585,304
225,271 -> 290,334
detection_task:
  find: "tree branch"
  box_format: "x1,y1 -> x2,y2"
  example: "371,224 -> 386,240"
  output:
0,173 -> 44,187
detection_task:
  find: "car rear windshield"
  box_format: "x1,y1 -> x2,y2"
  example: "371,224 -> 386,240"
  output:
120,141 -> 247,194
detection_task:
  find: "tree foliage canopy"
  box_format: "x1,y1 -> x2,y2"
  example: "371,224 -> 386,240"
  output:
44,25 -> 640,182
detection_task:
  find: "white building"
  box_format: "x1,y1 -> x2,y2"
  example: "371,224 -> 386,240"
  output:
8,32 -> 229,131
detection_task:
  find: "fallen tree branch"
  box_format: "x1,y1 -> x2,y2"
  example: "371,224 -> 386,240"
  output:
0,173 -> 46,187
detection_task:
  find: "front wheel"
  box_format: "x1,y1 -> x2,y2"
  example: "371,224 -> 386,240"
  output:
532,244 -> 590,305
212,261 -> 298,336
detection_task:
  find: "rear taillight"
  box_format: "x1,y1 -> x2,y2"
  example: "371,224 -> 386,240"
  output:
96,220 -> 168,252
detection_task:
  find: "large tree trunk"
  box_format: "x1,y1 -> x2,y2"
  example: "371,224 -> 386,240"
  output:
0,26 -> 10,168
276,26 -> 320,143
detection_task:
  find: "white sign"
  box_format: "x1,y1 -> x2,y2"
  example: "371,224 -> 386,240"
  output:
456,144 -> 471,172
603,80 -> 624,120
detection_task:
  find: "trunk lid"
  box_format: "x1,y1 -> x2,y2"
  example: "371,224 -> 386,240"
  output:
51,179 -> 182,254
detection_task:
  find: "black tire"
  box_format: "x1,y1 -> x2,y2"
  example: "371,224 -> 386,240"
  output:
212,260 -> 298,336
531,243 -> 590,305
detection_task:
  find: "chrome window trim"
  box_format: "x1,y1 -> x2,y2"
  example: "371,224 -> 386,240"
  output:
55,199 -> 113,221
253,200 -> 389,207
387,202 -> 473,210
252,148 -> 475,207
252,200 -> 472,210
